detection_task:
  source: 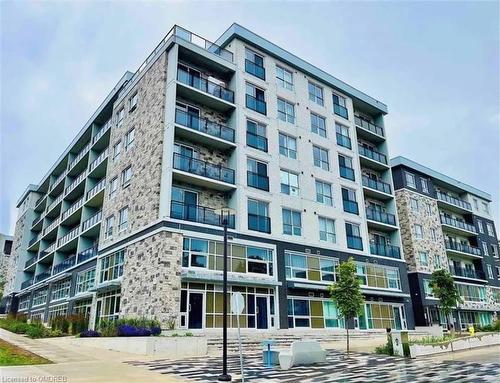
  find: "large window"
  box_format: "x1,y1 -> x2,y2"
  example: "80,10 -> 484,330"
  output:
339,155 -> 355,181
414,224 -> 423,239
277,98 -> 295,124
73,298 -> 93,317
248,199 -> 270,233
308,82 -> 324,106
96,289 -> 121,324
279,132 -> 297,159
245,48 -> 265,80
76,268 -> 96,294
315,180 -> 333,206
342,187 -> 359,214
346,222 -> 363,250
457,283 -> 487,302
319,217 -> 336,243
335,123 -> 351,149
423,279 -> 435,298
51,278 -> 71,302
99,251 -> 125,283
356,263 -> 401,290
32,289 -> 48,307
310,112 -> 327,138
182,237 -> 273,276
280,170 -> 299,196
405,172 -> 416,188
332,93 -> 348,119
247,158 -> 269,191
459,311 -> 493,331
276,66 -> 293,90
246,83 -> 266,115
48,303 -> 68,321
418,251 -> 428,267
282,209 -> 302,236
18,295 -> 30,311
285,251 -> 338,283
246,120 -> 268,152
359,303 -> 405,330
287,298 -> 343,329
313,145 -> 329,170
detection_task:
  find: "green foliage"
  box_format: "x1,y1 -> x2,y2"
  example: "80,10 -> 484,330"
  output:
171,333 -> 179,337
0,339 -> 51,366
185,332 -> 193,337
375,338 -> 394,356
166,318 -> 176,330
429,270 -> 461,323
409,335 -> 456,345
475,320 -> 500,333
116,317 -> 161,329
98,319 -> 118,337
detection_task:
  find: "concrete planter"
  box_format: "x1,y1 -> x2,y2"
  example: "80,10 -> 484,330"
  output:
409,333 -> 500,358
77,335 -> 207,358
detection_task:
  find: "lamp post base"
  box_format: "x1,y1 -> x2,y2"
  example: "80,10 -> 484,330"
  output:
218,374 -> 232,381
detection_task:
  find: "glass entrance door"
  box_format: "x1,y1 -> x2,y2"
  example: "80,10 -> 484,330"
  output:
256,296 -> 268,329
188,292 -> 204,329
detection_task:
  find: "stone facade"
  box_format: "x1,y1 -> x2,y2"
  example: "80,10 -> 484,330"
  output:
120,231 -> 183,326
176,96 -> 229,126
100,52 -> 168,247
173,181 -> 229,211
395,189 -> 447,272
174,137 -> 230,169
3,213 -> 28,296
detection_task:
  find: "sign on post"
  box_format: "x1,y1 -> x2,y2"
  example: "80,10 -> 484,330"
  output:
231,292 -> 245,382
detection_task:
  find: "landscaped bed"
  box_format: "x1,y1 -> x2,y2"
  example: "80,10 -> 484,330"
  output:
0,338 -> 51,366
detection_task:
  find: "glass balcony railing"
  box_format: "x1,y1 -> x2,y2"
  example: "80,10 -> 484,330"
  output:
172,25 -> 233,62
28,234 -> 40,247
170,201 -> 235,228
343,200 -> 359,215
81,210 -> 102,232
370,243 -> 401,259
336,133 -> 352,149
246,131 -> 268,152
358,145 -> 388,165
248,214 -> 271,234
246,94 -> 267,115
89,149 -> 109,172
445,240 -> 481,256
450,266 -> 485,280
34,272 -> 51,284
354,116 -> 384,137
77,245 -> 98,264
177,68 -> 234,103
362,175 -> 392,194
245,59 -> 266,80
92,120 -> 112,144
173,153 -> 235,184
436,191 -> 472,211
334,103 -> 348,119
65,171 -> 87,194
61,197 -> 84,221
347,235 -> 363,250
440,215 -> 476,233
339,165 -> 355,181
21,278 -> 34,290
86,178 -> 106,200
247,171 -> 270,191
175,109 -> 235,143
25,255 -> 37,269
52,255 -> 76,275
68,143 -> 91,170
366,207 -> 397,226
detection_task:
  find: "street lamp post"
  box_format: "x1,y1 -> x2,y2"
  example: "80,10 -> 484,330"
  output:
218,210 -> 231,382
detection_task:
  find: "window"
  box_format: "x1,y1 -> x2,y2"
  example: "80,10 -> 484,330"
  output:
285,251 -> 338,283
96,289 -> 121,324
346,222 -> 363,250
473,199 -> 479,209
246,83 -> 266,114
125,128 -> 135,150
108,177 -> 118,200
457,283 -> 487,302
414,224 -> 423,239
288,299 -> 310,327
308,82 -> 324,106
315,180 -> 333,206
121,166 -> 132,187
421,178 -> 429,193
338,155 -> 355,181
418,251 -> 429,267
282,209 -> 302,236
277,98 -> 295,123
246,120 -> 268,152
99,251 -> 125,283
48,304 -> 68,321
342,188 -> 359,215
50,279 -> 71,302
117,108 -> 124,126
335,123 -> 351,149
487,265 -> 493,279
430,228 -> 437,241
245,48 -> 265,80
434,255 -> 442,269
482,202 -> 489,214
76,268 -> 96,294
496,267 -> 500,278
248,199 -> 270,233
423,280 -> 435,298
405,172 -> 416,188
491,244 -> 498,258
276,65 -> 293,90
105,215 -> 114,239
247,158 -> 269,191
118,207 -> 128,232
18,295 -> 30,311
478,220 -> 484,234
129,93 -> 138,112
356,263 -> 401,290
486,222 -> 495,237
410,198 -> 419,212
280,170 -> 299,196
313,145 -> 329,170
319,217 -> 336,243
332,93 -> 348,119
279,132 -> 297,159
113,141 -> 122,161
427,204 -> 433,215
310,113 -> 327,138
3,240 -> 12,255
482,241 -> 489,255
32,289 -> 47,307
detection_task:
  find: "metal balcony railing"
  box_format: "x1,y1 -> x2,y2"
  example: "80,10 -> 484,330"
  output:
61,197 -> 84,221
21,278 -> 34,290
437,191 -> 472,211
81,210 -> 102,232
34,272 -> 51,284
92,120 -> 112,144
77,245 -> 98,264
175,109 -> 235,143
89,148 -> 109,172
355,116 -> 384,137
25,255 -> 37,269
450,266 -> 485,280
370,243 -> 401,259
440,215 -> 476,233
170,201 -> 235,228
362,175 -> 392,194
173,153 -> 235,184
445,240 -> 481,256
28,234 -> 40,247
46,194 -> 63,213
86,178 -> 106,200
177,68 -> 234,103
43,218 -> 60,236
58,226 -> 80,247
65,171 -> 87,194
68,143 -> 91,170
358,145 -> 388,165
172,25 -> 233,62
50,171 -> 67,192
336,133 -> 352,149
366,207 -> 397,226
52,255 -> 77,275
40,242 -> 57,258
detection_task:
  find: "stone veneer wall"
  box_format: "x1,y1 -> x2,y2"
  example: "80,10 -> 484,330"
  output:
176,96 -> 229,126
395,189 -> 448,272
120,231 -> 183,326
175,137 -> 230,168
100,52 -> 168,246
173,181 -> 229,211
457,285 -> 500,313
3,213 -> 27,296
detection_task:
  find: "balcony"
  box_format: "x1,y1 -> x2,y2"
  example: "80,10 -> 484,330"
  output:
92,120 -> 112,145
370,243 -> 401,259
86,178 -> 106,200
174,109 -> 235,148
339,166 -> 355,181
170,201 -> 235,228
172,25 -> 233,62
366,207 -> 397,228
35,194 -> 46,208
52,255 -> 76,275
58,226 -> 80,248
177,68 -> 234,111
347,235 -> 363,250
24,255 -> 37,269
334,103 -> 348,119
28,234 -> 40,248
440,214 -> 477,236
34,272 -> 51,284
65,171 -> 87,195
437,191 -> 472,213
50,171 -> 67,192
81,210 -> 102,232
342,200 -> 359,215
336,133 -> 352,150
43,218 -> 60,237
32,214 -> 43,229
21,278 -> 34,290
246,131 -> 268,152
89,149 -> 109,173
40,242 -> 57,259
77,245 -> 98,264
247,171 -> 269,191
68,143 -> 91,170
248,214 -> 271,234
445,240 -> 482,257
450,266 -> 486,280
246,94 -> 267,115
358,145 -> 388,168
61,197 -> 84,222
355,116 -> 385,139
172,153 -> 235,191
245,59 -> 265,80
362,175 -> 392,197
46,194 -> 63,214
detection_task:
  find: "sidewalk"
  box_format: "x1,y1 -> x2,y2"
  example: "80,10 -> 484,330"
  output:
0,329 -> 185,382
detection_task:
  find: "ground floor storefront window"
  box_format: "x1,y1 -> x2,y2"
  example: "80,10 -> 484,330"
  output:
73,298 -> 93,318
180,282 -> 276,330
47,303 -> 68,321
358,302 -> 406,330
287,297 -> 344,329
458,311 -> 493,330
94,289 -> 121,326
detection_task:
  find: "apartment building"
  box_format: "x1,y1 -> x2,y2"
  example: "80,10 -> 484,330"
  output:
391,157 -> 500,330
2,23 -> 414,331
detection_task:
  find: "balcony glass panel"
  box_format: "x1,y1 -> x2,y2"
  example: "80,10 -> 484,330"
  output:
248,214 -> 271,233
366,207 -> 397,226
246,131 -> 268,152
177,68 -> 234,103
437,191 -> 472,211
362,176 -> 391,194
245,59 -> 266,80
370,244 -> 401,259
336,133 -> 352,149
334,104 -> 348,119
175,109 -> 235,142
170,201 -> 235,228
245,94 -> 267,115
347,235 -> 363,250
354,116 -> 384,137
339,166 -> 355,181
358,145 -> 388,165
445,240 -> 481,256
247,171 -> 269,191
173,153 -> 235,184
343,200 -> 359,215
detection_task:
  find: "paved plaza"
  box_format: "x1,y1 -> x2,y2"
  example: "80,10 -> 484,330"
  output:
127,349 -> 500,383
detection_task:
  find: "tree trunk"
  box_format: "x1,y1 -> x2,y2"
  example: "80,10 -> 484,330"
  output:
346,322 -> 350,356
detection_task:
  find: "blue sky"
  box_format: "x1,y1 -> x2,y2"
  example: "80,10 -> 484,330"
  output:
1,1 -> 499,234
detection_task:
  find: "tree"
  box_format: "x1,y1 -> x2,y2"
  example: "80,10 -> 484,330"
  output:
328,257 -> 365,356
429,269 -> 462,335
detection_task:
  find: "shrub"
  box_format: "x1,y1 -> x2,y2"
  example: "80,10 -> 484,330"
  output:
166,318 -> 176,330
98,319 -> 117,337
26,323 -> 48,339
151,326 -> 161,336
375,337 -> 394,356
79,330 -> 101,337
67,315 -> 88,335
49,316 -> 70,334
117,324 -> 152,337
185,332 -> 193,337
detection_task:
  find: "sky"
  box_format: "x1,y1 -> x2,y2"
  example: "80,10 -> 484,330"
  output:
0,1 -> 499,235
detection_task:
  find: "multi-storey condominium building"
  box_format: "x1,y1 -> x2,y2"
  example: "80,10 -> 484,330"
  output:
391,157 -> 500,330
2,23 -> 414,331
